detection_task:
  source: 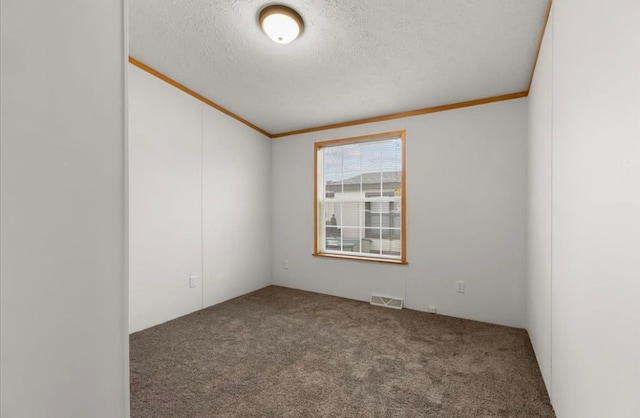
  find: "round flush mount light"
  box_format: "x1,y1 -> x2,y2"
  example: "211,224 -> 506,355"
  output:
259,4 -> 304,44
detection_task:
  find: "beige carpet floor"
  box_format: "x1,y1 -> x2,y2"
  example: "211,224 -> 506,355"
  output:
130,286 -> 555,417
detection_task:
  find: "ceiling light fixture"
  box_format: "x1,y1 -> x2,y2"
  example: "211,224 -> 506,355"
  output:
259,5 -> 304,44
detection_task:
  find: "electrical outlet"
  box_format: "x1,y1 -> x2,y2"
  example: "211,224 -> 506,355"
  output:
456,280 -> 465,293
189,276 -> 197,288
283,259 -> 289,269
428,306 -> 437,313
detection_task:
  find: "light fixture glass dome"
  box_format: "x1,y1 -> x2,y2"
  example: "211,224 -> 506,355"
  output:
259,5 -> 304,44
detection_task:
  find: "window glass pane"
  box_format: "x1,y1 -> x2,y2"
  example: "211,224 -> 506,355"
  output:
325,176 -> 342,188
324,147 -> 342,175
328,203 -> 342,234
340,202 -> 361,228
340,227 -> 361,252
391,209 -> 401,238
381,139 -> 402,170
325,229 -> 341,249
325,226 -> 340,239
382,171 -> 401,194
365,233 -> 383,255
386,229 -> 401,240
369,201 -> 386,214
325,229 -> 362,253
340,172 -> 362,194
381,212 -> 391,228
341,144 -> 361,173
325,178 -> 339,193
360,142 -> 382,173
391,202 -> 400,218
362,172 -> 382,195
323,204 -> 339,237
364,226 -> 379,239
365,204 -> 382,234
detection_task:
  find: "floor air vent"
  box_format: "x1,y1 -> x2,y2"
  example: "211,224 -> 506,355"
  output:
370,295 -> 403,310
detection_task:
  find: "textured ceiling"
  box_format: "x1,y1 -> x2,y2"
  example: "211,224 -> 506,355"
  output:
129,0 -> 549,135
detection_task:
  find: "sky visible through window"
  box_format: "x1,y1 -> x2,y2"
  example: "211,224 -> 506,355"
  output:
323,138 -> 402,183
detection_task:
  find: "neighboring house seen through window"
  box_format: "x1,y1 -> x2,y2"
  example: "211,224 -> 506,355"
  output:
314,131 -> 406,264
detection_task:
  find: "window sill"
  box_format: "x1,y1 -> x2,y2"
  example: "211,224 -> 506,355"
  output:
312,252 -> 408,265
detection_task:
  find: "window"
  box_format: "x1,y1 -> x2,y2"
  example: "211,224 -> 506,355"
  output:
314,131 -> 406,264
364,192 -> 401,240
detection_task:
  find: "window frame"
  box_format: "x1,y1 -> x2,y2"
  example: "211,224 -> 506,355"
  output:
313,130 -> 407,264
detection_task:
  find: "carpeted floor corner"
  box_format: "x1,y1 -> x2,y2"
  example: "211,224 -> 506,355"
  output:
130,286 -> 555,417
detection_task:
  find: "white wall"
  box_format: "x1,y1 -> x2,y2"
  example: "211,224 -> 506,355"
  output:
128,65 -> 203,332
527,10 -> 553,393
550,1 -> 640,417
0,1 -> 128,417
202,106 -> 272,307
129,64 -> 271,332
272,99 -> 528,328
528,2 -> 640,417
